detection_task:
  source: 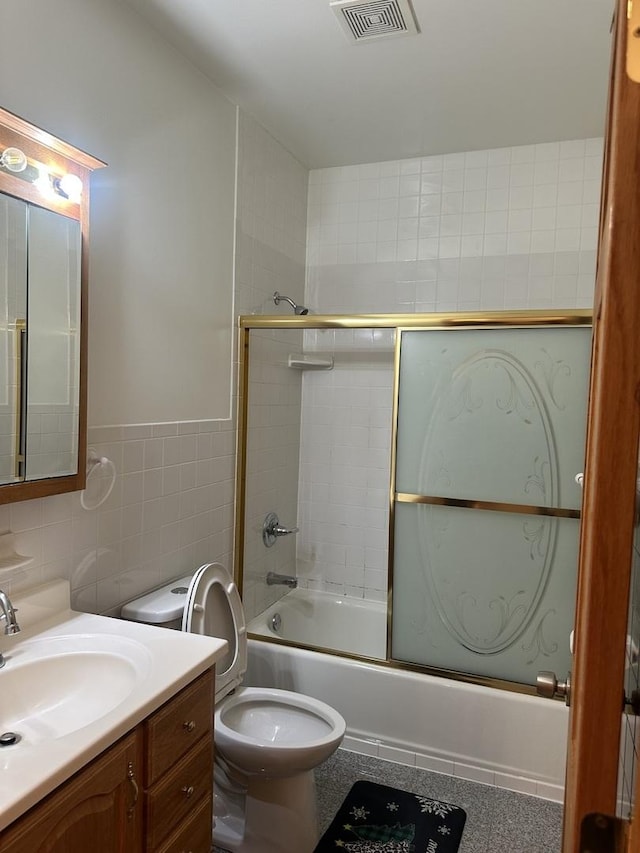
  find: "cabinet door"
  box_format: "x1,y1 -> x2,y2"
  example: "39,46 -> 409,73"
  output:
0,732 -> 143,853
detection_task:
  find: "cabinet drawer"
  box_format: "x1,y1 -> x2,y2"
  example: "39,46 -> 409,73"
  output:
145,735 -> 213,851
153,795 -> 212,853
145,669 -> 213,785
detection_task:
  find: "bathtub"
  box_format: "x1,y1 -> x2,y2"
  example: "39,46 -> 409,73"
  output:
245,589 -> 569,802
247,587 -> 387,658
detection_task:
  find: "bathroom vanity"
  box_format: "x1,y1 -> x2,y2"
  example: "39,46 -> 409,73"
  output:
0,670 -> 214,852
0,581 -> 227,852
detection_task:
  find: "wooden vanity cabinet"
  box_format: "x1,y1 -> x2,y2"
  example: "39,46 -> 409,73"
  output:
0,731 -> 143,853
143,668 -> 214,852
0,668 -> 215,853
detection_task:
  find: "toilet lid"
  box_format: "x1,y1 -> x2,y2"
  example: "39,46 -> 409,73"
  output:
182,562 -> 247,701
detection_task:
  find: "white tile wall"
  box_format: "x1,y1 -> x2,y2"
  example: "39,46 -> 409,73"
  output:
232,113 -> 309,622
307,137 -> 603,313
0,421 -> 236,614
299,138 -> 603,600
296,330 -> 394,601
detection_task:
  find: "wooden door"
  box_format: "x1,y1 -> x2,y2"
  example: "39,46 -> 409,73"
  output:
0,732 -> 143,853
563,0 -> 640,849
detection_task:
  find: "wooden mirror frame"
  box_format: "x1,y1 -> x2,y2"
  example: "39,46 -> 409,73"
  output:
0,107 -> 105,505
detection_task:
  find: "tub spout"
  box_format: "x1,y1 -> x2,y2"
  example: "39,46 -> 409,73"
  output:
266,572 -> 298,588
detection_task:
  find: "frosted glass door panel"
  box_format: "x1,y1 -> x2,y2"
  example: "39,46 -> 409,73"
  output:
391,502 -> 578,684
395,327 -> 591,510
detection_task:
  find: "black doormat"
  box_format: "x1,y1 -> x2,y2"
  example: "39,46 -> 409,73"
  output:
314,780 -> 466,852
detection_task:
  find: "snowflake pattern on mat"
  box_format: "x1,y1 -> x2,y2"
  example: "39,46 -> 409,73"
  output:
415,795 -> 459,819
350,805 -> 370,821
386,801 -> 399,812
438,824 -> 451,835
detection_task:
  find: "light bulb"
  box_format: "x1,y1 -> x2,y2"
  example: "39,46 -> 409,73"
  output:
0,147 -> 27,173
33,168 -> 54,199
57,173 -> 83,203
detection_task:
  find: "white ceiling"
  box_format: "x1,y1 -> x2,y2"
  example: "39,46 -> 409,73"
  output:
123,0 -> 613,169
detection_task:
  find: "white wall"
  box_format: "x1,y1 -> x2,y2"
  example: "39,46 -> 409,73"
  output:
234,113 -> 309,622
0,0 -> 238,608
0,0 -> 236,427
297,138 -> 602,600
0,107 -> 307,616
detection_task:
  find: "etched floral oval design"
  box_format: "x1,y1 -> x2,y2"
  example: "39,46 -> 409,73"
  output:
416,349 -> 559,653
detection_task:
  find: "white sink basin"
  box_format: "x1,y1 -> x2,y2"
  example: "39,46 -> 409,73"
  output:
0,580 -> 227,834
1,634 -> 152,745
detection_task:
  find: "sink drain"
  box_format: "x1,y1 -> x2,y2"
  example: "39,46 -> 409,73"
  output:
0,732 -> 21,747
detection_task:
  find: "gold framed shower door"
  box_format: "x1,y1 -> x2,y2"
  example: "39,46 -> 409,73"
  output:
235,309 -> 592,696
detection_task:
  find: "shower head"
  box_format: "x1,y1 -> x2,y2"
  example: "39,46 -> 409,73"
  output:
273,291 -> 309,315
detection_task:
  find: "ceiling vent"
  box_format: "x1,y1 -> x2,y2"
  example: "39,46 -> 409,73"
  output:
330,0 -> 420,44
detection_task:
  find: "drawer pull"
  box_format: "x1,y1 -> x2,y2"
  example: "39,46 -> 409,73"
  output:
183,720 -> 196,733
126,762 -> 139,821
181,784 -> 195,798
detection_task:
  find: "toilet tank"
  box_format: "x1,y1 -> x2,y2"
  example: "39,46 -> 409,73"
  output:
121,575 -> 193,629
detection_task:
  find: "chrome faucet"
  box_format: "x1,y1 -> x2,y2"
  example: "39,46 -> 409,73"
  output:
262,512 -> 299,548
266,572 -> 298,588
0,589 -> 20,669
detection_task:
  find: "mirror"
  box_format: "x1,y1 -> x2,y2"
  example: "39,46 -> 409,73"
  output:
1,198 -> 82,484
0,107 -> 104,504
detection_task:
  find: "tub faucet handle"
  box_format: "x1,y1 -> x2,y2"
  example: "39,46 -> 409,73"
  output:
263,512 -> 299,547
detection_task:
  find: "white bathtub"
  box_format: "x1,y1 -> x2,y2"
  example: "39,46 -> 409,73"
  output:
245,589 -> 568,802
247,588 -> 387,658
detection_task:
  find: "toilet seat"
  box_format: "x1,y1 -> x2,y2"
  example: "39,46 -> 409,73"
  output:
215,686 -> 346,777
182,562 -> 247,702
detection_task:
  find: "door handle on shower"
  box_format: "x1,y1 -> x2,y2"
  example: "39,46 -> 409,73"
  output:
262,512 -> 299,547
536,670 -> 571,706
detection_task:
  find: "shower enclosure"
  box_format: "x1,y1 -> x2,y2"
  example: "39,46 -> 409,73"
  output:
235,310 -> 592,694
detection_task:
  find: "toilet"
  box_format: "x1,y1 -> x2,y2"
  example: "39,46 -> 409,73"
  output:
121,562 -> 346,853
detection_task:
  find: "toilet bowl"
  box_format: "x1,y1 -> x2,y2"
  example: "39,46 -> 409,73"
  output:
122,563 -> 346,853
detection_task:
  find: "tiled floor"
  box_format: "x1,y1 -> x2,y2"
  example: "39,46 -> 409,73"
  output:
213,747 -> 563,852
316,750 -> 563,853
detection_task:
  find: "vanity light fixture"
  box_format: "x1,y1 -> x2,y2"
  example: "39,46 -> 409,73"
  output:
0,145 -> 82,203
53,173 -> 83,203
33,167 -> 55,200
0,146 -> 27,173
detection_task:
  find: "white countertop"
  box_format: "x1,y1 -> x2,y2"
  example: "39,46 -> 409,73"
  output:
0,579 -> 227,831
